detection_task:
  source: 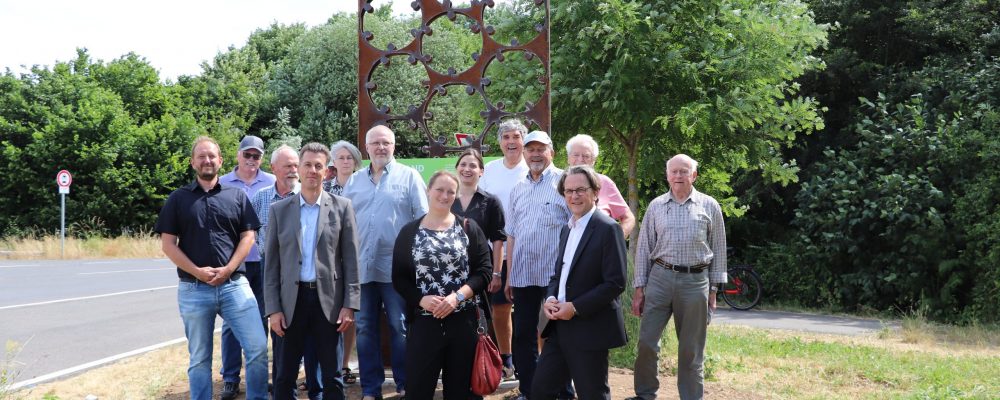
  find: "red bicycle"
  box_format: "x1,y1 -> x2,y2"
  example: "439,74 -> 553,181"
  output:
721,249 -> 763,310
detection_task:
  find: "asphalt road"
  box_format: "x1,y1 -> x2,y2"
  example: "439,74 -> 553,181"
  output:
0,258 -> 184,387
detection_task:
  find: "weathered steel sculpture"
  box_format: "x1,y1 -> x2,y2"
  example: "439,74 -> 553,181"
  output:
357,0 -> 551,157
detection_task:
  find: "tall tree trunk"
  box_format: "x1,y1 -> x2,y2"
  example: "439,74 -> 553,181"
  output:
624,131 -> 640,256
607,124 -> 642,256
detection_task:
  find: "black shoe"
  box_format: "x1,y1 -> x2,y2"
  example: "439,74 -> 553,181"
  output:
220,381 -> 240,400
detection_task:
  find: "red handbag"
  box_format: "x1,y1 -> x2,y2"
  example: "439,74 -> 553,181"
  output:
471,307 -> 503,396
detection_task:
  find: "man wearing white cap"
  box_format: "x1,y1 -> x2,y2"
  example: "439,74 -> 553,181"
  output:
218,135 -> 276,399
503,130 -> 572,400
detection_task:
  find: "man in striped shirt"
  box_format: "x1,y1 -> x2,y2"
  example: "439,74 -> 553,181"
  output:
627,154 -> 727,400
504,130 -> 571,400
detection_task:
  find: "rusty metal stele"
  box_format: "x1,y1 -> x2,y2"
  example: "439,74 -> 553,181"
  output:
357,0 -> 551,157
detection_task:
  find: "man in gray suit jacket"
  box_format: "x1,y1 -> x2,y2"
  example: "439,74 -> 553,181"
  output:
264,142 -> 361,400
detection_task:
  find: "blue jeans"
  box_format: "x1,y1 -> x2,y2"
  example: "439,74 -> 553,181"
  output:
356,282 -> 407,396
221,262 -> 267,384
178,276 -> 268,400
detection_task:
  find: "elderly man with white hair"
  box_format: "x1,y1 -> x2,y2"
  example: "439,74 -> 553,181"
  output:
627,154 -> 727,400
565,134 -> 636,237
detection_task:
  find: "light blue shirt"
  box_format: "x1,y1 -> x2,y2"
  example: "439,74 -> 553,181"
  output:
342,159 -> 428,283
220,167 -> 276,262
298,195 -> 321,282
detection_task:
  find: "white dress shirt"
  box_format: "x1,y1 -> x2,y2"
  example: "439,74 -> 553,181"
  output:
556,206 -> 596,302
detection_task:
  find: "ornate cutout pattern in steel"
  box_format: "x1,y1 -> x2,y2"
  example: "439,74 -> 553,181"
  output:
357,0 -> 551,157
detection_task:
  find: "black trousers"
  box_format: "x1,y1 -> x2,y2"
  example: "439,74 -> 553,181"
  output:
405,308 -> 478,400
532,323 -> 610,400
511,286 -> 546,397
274,287 -> 344,400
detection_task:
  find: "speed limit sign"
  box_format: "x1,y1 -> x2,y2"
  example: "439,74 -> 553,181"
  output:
56,170 -> 72,194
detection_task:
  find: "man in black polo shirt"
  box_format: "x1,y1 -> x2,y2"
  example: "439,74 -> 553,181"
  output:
155,136 -> 268,400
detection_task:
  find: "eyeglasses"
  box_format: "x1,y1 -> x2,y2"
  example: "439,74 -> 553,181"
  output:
242,151 -> 262,160
563,187 -> 592,197
367,141 -> 394,148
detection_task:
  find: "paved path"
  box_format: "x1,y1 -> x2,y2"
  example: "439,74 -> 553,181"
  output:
713,307 -> 899,336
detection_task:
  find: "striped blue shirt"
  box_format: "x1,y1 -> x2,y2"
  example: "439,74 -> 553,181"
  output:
342,159 -> 429,283
219,168 -> 276,262
505,165 -> 571,287
250,183 -> 300,258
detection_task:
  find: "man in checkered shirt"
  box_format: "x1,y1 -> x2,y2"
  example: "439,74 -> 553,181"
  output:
627,154 -> 727,400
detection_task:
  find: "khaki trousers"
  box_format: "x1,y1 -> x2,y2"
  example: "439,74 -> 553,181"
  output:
633,265 -> 710,400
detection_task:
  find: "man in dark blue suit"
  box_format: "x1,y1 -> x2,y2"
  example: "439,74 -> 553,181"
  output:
531,165 -> 628,400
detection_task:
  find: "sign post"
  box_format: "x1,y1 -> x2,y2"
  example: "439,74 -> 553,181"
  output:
56,170 -> 72,258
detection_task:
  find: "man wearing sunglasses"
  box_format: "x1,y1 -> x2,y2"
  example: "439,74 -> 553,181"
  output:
218,135 -> 277,399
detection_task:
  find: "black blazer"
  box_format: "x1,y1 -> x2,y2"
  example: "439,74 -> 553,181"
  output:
392,215 -> 494,323
541,210 -> 628,351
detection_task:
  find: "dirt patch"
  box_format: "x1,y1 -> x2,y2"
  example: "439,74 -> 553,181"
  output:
154,366 -> 751,399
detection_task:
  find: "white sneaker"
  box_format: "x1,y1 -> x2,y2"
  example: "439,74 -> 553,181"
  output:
502,365 -> 517,381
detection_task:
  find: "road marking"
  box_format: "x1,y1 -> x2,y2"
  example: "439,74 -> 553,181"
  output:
0,286 -> 177,310
83,261 -> 120,265
0,264 -> 42,269
9,329 -> 218,390
78,268 -> 174,275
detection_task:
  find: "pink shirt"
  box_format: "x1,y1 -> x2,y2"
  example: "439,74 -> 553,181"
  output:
597,173 -> 630,220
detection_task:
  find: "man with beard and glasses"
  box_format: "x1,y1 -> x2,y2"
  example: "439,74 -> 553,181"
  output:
156,136 -> 268,400
342,125 -> 428,400
218,135 -> 277,399
503,131 -> 572,400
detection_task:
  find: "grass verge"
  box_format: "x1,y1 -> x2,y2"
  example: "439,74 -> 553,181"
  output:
1,341 -> 24,400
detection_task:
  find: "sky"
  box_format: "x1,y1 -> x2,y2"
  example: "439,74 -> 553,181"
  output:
0,0 -> 420,81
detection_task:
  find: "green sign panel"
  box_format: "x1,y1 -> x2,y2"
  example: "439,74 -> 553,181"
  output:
359,157 -> 500,184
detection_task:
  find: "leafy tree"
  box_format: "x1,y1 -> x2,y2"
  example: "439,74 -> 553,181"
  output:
0,50 -> 195,236
551,0 -> 828,233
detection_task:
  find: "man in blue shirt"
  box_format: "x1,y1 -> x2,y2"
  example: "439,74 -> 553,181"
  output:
218,135 -> 276,399
342,125 -> 428,400
156,136 -> 268,400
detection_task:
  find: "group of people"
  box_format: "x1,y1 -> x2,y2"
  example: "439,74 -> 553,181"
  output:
155,119 -> 727,400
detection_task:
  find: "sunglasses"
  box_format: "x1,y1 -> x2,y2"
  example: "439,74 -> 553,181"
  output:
242,152 -> 262,160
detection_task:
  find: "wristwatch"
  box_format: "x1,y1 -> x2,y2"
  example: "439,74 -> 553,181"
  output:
455,291 -> 466,302
492,271 -> 502,277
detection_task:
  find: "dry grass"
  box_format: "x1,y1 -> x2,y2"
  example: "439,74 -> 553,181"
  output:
17,339 -> 190,400
0,235 -> 162,260
1,341 -> 24,400
900,313 -> 1000,349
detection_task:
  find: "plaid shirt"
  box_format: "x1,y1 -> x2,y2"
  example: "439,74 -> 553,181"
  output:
250,183 -> 299,258
632,188 -> 727,288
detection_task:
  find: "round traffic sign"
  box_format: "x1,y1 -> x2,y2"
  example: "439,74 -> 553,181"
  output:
56,170 -> 73,187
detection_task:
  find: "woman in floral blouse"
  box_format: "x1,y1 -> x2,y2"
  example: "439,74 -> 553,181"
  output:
392,170 -> 493,399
